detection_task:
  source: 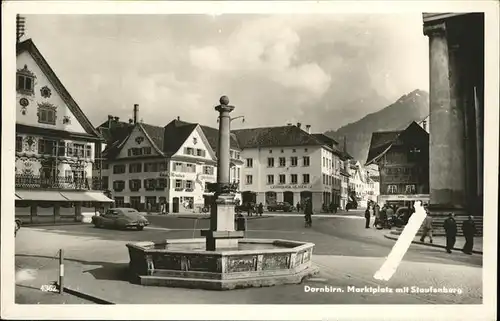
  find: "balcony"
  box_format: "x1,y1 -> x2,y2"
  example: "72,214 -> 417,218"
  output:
15,174 -> 103,191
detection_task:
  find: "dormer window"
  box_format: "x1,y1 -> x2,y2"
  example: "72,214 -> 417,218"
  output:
16,65 -> 36,95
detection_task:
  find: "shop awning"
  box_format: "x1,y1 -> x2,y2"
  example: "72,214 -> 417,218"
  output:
59,191 -> 99,202
85,191 -> 115,203
15,190 -> 68,201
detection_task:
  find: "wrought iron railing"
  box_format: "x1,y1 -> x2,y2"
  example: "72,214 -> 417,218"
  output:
15,174 -> 104,191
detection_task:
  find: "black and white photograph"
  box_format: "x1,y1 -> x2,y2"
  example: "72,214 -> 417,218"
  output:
1,1 -> 498,320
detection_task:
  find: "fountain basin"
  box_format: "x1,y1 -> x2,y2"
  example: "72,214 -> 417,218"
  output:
126,238 -> 319,290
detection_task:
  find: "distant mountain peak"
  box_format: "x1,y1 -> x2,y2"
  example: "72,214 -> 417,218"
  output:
324,89 -> 429,163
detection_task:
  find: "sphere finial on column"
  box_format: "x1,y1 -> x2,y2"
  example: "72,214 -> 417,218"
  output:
219,95 -> 230,106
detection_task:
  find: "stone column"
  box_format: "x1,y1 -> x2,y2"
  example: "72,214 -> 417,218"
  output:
202,96 -> 244,250
424,22 -> 467,213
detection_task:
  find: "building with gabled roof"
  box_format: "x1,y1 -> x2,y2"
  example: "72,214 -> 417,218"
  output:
96,108 -> 243,213
15,38 -> 113,224
366,121 -> 429,207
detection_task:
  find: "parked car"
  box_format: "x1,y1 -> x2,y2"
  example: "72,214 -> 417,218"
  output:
267,202 -> 293,212
346,201 -> 358,210
92,208 -> 149,231
15,219 -> 22,237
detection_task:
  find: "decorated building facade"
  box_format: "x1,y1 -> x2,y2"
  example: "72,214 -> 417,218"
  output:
15,39 -> 113,224
96,113 -> 243,213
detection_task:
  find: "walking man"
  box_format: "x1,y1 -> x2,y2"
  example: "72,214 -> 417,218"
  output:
364,207 -> 371,228
420,210 -> 433,243
461,215 -> 476,255
257,202 -> 264,217
304,199 -> 313,227
443,213 -> 457,253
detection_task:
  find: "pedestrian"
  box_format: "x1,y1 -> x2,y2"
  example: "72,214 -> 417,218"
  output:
304,199 -> 313,227
373,204 -> 380,227
257,202 -> 264,217
329,201 -> 334,214
461,215 -> 476,255
364,207 -> 371,228
443,212 -> 457,253
419,210 -> 433,243
247,202 -> 253,217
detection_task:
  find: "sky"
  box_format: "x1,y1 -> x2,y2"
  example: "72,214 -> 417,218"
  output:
23,14 -> 429,132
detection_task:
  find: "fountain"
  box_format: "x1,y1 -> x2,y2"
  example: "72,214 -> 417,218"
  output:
126,96 -> 319,290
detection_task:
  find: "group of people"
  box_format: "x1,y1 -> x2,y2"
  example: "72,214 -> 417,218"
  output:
424,212 -> 477,255
364,202 -> 398,229
239,202 -> 264,217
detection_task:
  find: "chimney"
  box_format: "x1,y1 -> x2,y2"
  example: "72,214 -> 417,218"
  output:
129,119 -> 133,124
133,104 -> 139,124
286,123 -> 292,126
296,122 -> 302,129
422,120 -> 427,131
16,15 -> 26,43
114,116 -> 119,122
107,115 -> 114,128
177,116 -> 180,121
305,124 -> 311,134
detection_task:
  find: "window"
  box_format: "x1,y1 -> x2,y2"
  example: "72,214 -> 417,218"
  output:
303,174 -> 310,184
114,197 -> 125,207
175,180 -> 183,189
269,149 -> 273,154
102,162 -> 109,170
186,163 -> 196,173
16,66 -> 35,95
203,166 -> 214,175
174,162 -> 183,172
16,136 -> 23,152
292,149 -> 296,153
290,157 -> 298,167
144,179 -> 156,190
144,162 -> 158,172
196,149 -> 205,157
185,147 -> 194,155
279,157 -> 286,167
279,174 -> 286,184
129,163 -> 142,173
185,180 -> 193,190
157,178 -> 167,189
143,147 -> 152,155
267,157 -> 274,167
113,165 -> 126,174
246,175 -> 253,185
280,149 -> 284,153
322,174 -> 326,185
129,179 -> 141,191
387,185 -> 398,194
304,148 -> 308,152
159,162 -> 168,171
405,184 -> 416,194
291,174 -> 298,184
246,158 -> 253,168
102,176 -> 109,189
38,139 -> 56,155
85,145 -> 92,158
267,175 -> 274,185
69,143 -> 85,158
37,103 -> 57,125
322,157 -> 325,167
112,180 -> 125,191
303,156 -> 310,167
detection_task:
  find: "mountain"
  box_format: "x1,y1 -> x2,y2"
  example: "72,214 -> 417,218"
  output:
325,89 -> 429,163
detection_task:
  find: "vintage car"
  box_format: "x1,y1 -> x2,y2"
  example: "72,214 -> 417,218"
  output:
92,208 -> 149,231
267,202 -> 293,212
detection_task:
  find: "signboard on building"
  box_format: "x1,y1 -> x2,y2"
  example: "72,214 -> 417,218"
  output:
270,184 -> 312,190
378,194 -> 430,202
159,172 -> 185,179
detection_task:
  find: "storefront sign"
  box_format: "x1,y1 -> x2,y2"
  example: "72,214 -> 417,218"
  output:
378,194 -> 429,201
270,184 -> 312,190
159,172 -> 185,179
198,175 -> 214,181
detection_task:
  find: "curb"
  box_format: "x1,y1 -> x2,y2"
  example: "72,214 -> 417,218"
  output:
63,287 -> 115,305
383,234 -> 483,255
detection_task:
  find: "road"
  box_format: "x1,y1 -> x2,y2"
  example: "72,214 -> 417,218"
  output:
14,212 -> 482,305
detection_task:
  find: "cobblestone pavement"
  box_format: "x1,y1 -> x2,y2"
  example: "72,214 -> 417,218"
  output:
13,215 -> 482,304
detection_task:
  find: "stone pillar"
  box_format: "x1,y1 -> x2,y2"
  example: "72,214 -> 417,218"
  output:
424,22 -> 467,214
202,96 -> 244,250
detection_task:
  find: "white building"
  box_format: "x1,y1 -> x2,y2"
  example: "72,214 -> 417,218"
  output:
232,124 -> 338,213
15,39 -> 112,224
97,112 -> 243,213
